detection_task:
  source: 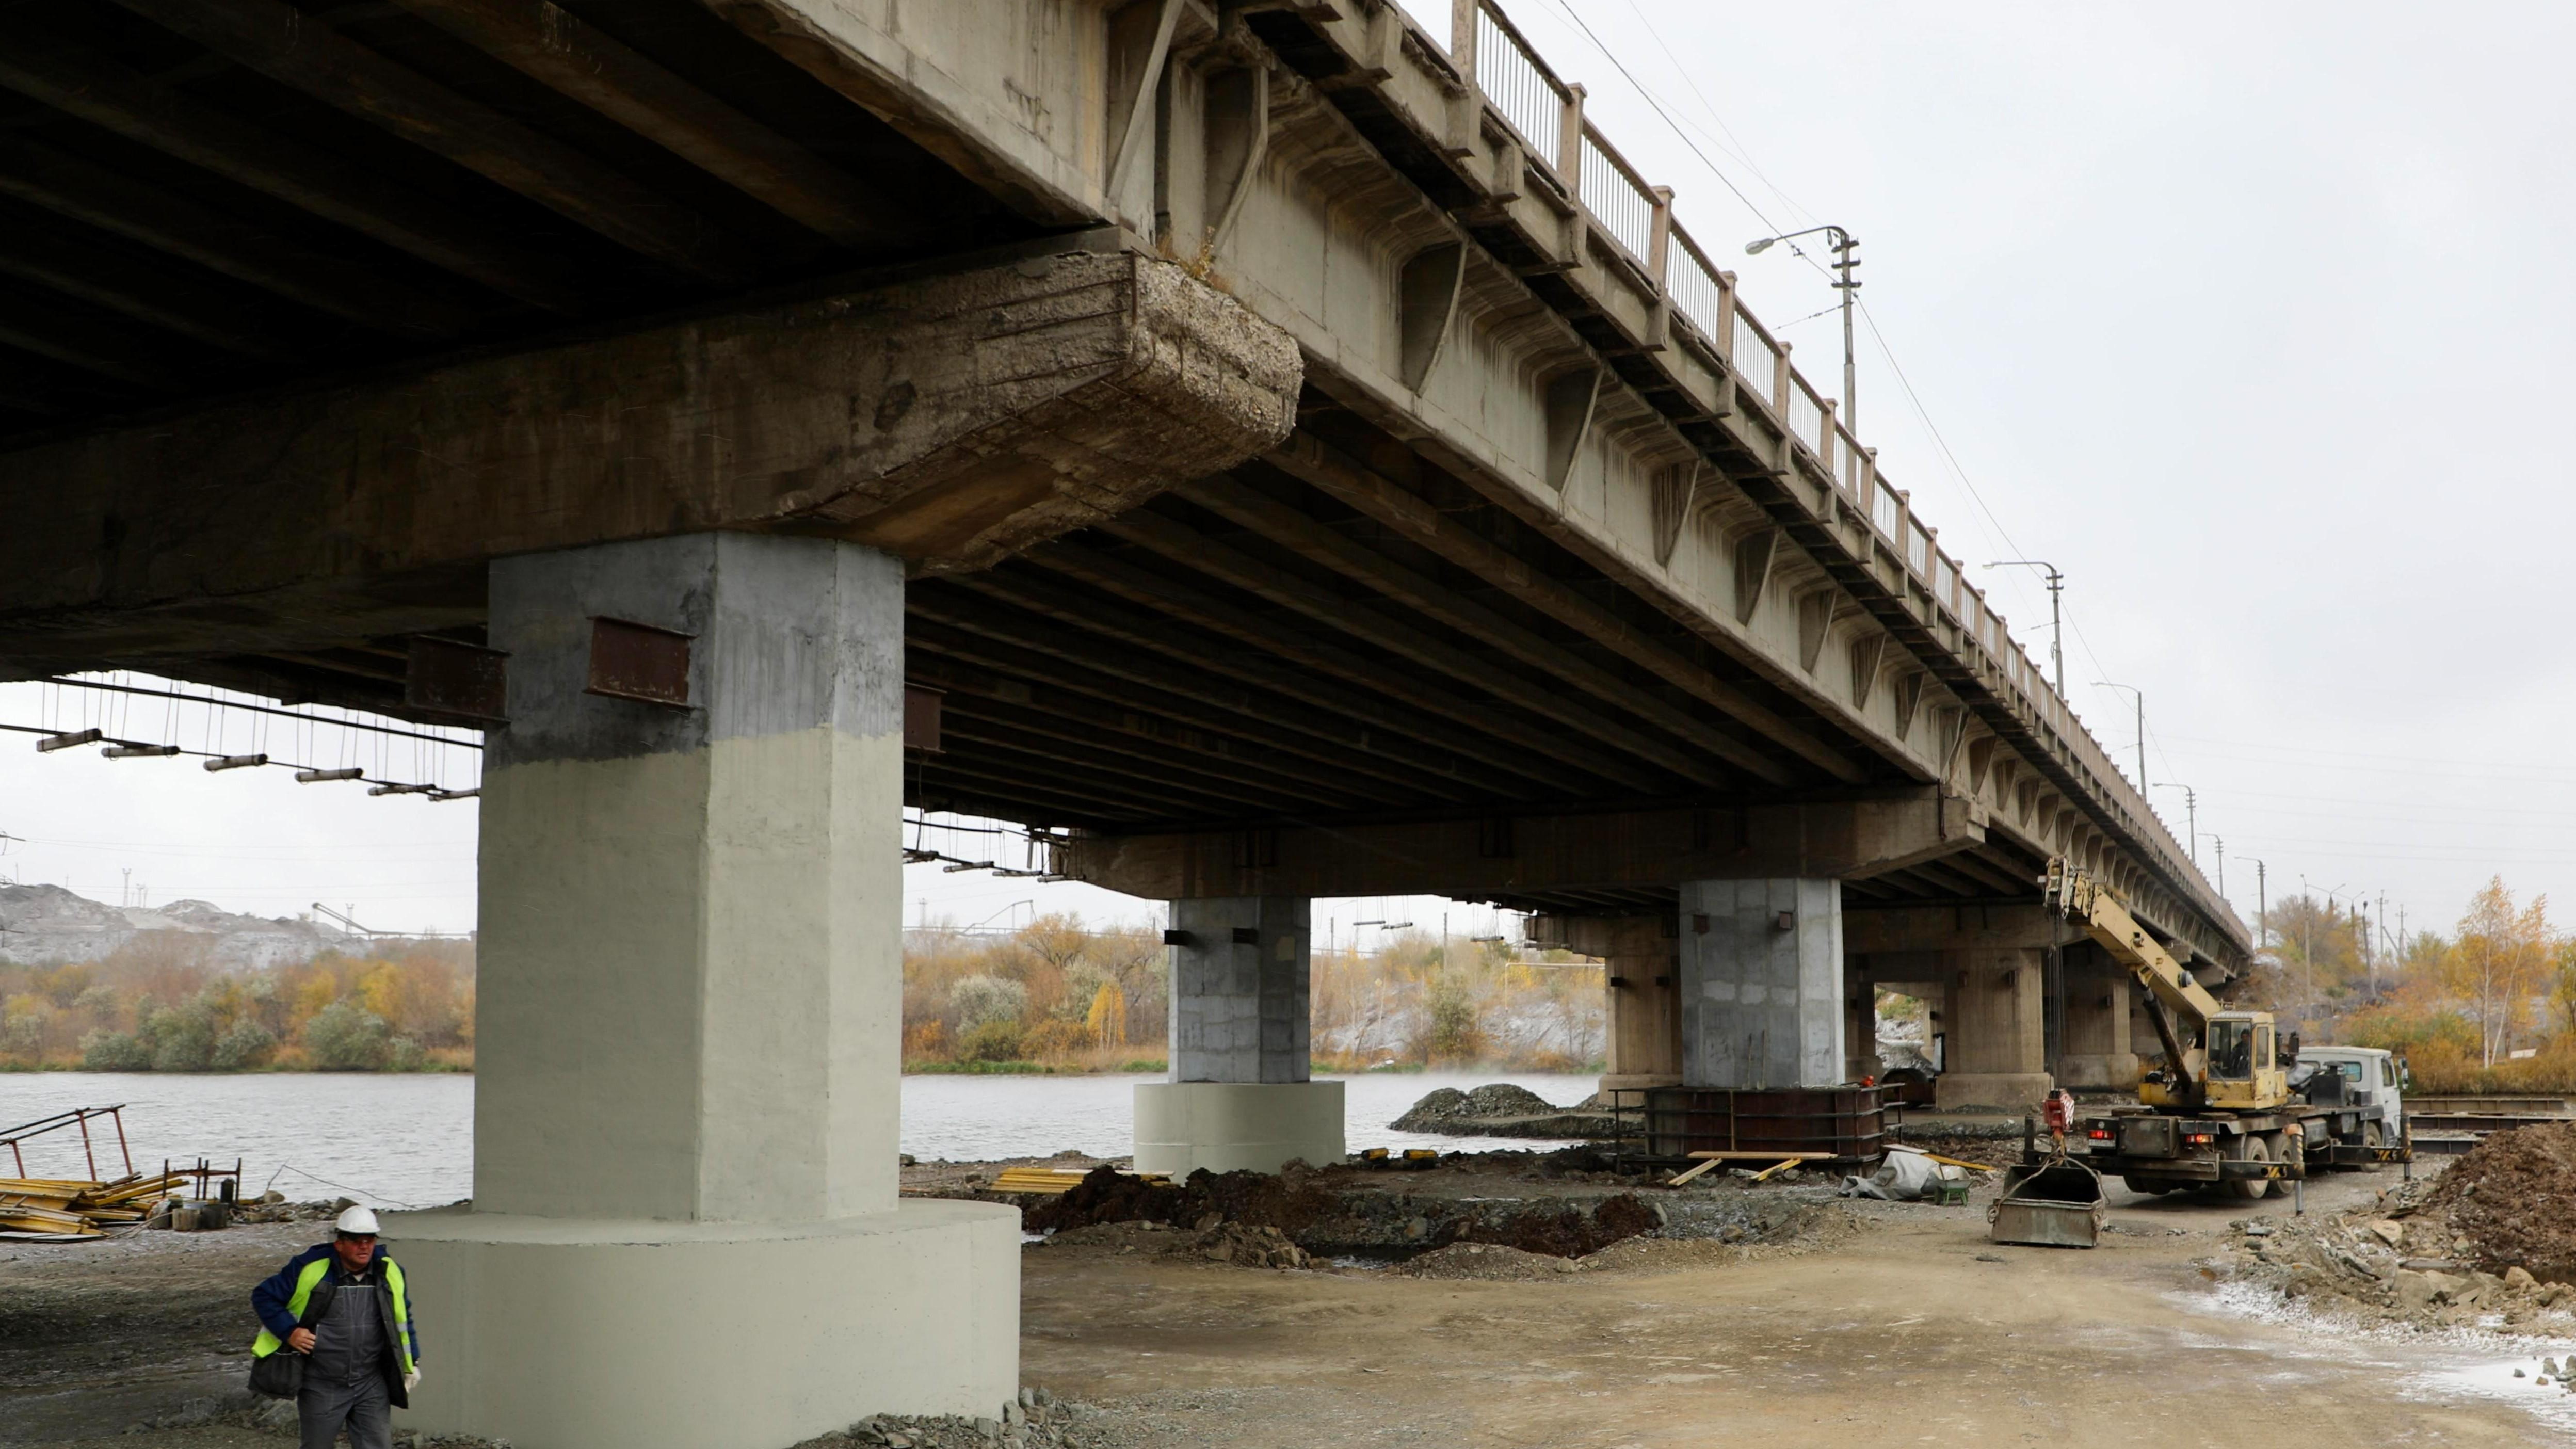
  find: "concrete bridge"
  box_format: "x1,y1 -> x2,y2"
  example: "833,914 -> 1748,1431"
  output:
0,1 -> 2244,1443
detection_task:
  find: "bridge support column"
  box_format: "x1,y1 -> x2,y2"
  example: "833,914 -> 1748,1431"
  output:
389,535 -> 1016,1449
1677,878 -> 1845,1089
1134,896 -> 1343,1175
1934,948 -> 2053,1110
1846,973 -> 1882,1084
2057,952 -> 2142,1090
1604,932 -> 1684,1093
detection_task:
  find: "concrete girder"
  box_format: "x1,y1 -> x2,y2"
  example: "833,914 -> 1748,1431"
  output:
1058,787 -> 1987,900
0,244 -> 1298,675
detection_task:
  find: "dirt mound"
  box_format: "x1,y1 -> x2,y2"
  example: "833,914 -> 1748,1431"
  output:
1387,1083 -> 1620,1139
1024,1164 -> 1340,1241
2417,1122 -> 2576,1283
1181,1222 -> 1312,1270
1447,1192 -> 1662,1258
1395,1241 -> 1578,1280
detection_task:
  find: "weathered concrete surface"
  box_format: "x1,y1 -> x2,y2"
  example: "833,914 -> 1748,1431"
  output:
1935,947 -> 2051,1110
1677,878 -> 1844,1091
1167,896 -> 1312,1086
1132,1081 -> 1345,1178
0,243 -> 1298,674
1069,791 -> 1985,900
441,532 -> 1017,1447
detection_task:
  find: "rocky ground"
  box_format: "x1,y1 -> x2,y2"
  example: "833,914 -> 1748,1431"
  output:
11,1148 -> 2576,1446
2219,1123 -> 2576,1341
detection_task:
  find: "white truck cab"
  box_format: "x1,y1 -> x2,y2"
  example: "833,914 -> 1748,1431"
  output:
2291,1045 -> 2405,1147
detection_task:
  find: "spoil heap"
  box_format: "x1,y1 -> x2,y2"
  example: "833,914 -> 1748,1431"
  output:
2229,1124 -> 2576,1332
1388,1083 -> 1618,1139
2412,1120 -> 2576,1283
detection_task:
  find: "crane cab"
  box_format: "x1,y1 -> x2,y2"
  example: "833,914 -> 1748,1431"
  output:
2203,1011 -> 2290,1110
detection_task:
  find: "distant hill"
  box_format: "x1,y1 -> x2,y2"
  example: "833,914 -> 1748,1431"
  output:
0,883 -> 356,970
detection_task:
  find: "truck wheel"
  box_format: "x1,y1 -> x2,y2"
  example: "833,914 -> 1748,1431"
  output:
2362,1121 -> 2386,1170
2122,1176 -> 2174,1195
2225,1135 -> 2273,1200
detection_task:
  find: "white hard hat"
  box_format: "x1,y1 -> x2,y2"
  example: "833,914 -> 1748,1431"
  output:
334,1205 -> 381,1236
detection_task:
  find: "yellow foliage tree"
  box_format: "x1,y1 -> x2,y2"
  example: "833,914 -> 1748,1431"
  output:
2440,877 -> 2554,1068
1085,979 -> 1128,1050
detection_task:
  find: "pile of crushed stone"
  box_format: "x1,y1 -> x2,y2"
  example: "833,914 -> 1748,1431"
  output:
792,1389 -> 1094,1449
2413,1121 -> 2576,1283
1387,1083 -> 1618,1138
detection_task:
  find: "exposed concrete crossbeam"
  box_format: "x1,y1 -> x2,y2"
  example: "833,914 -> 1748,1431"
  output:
0,244 -> 1299,675
1060,788 -> 1986,900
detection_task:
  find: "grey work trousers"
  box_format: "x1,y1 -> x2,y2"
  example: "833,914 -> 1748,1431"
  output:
298,1373 -> 390,1449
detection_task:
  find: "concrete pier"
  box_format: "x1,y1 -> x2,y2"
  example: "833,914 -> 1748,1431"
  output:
1676,879 -> 1845,1089
391,535 -> 1017,1449
1136,896 -> 1343,1175
1934,948 -> 2052,1109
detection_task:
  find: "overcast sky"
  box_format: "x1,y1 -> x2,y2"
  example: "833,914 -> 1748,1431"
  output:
6,3 -> 2573,947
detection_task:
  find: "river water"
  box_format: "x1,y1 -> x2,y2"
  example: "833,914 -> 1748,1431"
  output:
1,1070 -> 1595,1208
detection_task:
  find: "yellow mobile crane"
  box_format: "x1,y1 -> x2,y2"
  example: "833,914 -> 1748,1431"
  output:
2040,859 -> 2408,1198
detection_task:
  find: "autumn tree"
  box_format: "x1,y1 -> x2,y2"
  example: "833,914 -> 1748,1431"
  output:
2441,877 -> 2554,1068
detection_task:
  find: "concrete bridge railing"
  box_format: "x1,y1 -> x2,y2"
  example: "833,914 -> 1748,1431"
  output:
1409,0 -> 2229,951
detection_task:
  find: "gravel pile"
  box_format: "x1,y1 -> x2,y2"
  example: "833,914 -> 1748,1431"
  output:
2227,1173 -> 2576,1333
793,1389 -> 1096,1449
1387,1084 -> 1617,1138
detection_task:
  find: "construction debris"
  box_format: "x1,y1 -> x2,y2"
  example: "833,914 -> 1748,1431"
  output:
0,1171 -> 198,1239
988,1166 -> 1170,1196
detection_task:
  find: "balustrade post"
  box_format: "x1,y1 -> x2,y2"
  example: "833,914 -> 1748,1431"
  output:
1446,0 -> 1480,158
1819,396 -> 1838,473
1557,82 -> 1586,194
1773,338 -> 1793,416
1716,269 -> 1738,362
1645,184 -> 1673,349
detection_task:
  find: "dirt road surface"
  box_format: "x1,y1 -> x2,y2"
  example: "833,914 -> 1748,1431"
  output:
6,1165 -> 2573,1447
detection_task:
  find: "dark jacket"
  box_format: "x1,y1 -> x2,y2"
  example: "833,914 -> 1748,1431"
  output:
250,1242 -> 420,1408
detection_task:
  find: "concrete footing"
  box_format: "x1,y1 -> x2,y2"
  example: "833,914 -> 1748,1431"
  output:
1933,1072 -> 2055,1110
389,1200 -> 1019,1449
1133,1081 -> 1345,1176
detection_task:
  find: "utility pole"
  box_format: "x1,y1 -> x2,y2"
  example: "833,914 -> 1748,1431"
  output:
2212,836 -> 2225,900
1984,561 -> 2065,695
2154,783 -> 2197,863
2242,858 -> 2267,951
1744,224 -> 1860,430
2093,682 -> 2146,792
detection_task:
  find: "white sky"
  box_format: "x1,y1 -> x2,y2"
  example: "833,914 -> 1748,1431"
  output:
7,2 -> 2575,944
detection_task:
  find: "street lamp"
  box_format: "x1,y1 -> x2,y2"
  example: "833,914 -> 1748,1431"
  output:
1744,224 -> 1860,431
2153,782 -> 2197,863
1983,560 -> 2064,695
2091,681 -> 2145,792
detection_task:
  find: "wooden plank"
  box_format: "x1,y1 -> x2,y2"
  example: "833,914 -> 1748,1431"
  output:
394,0 -> 898,249
108,0 -> 760,284
1663,1157 -> 1725,1187
0,36 -> 586,311
1749,1157 -> 1804,1183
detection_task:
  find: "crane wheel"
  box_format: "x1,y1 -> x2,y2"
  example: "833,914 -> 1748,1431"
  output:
2362,1121 -> 2387,1170
2224,1134 -> 2273,1200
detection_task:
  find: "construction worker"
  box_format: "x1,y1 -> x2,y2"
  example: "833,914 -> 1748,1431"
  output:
248,1205 -> 421,1449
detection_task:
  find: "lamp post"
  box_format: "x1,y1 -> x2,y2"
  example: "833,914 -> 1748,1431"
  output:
2153,782 -> 2198,863
1744,224 -> 1859,430
1984,560 -> 2064,695
2092,681 -> 2145,792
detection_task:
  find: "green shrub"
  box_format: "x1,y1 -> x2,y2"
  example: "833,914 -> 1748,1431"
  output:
956,1017 -> 1026,1063
78,1029 -> 151,1071
212,1020 -> 278,1071
303,1001 -> 391,1070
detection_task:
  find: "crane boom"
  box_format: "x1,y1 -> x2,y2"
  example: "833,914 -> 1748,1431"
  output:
2041,858 -> 2220,1105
